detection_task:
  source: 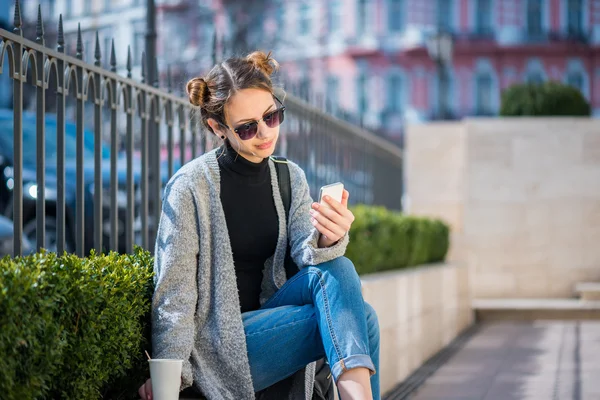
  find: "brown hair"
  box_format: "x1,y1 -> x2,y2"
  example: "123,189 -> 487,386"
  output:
186,51 -> 280,134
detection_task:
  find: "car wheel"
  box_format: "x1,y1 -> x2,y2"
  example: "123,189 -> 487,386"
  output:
23,216 -> 74,254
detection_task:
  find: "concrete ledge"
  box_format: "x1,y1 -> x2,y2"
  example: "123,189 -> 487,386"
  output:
361,263 -> 473,395
574,282 -> 600,301
473,298 -> 600,322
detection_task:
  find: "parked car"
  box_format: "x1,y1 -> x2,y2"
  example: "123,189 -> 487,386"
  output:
0,109 -> 153,254
0,215 -> 33,257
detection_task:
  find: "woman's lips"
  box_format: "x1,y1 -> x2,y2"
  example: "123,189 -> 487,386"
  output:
256,140 -> 274,150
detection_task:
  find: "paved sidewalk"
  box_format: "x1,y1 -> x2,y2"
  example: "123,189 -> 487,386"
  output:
409,321 -> 600,400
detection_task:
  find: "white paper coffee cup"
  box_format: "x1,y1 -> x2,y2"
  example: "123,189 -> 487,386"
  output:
149,359 -> 183,400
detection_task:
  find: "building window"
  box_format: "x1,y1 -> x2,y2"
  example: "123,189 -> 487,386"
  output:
525,59 -> 546,83
567,0 -> 583,36
387,0 -> 404,33
527,71 -> 544,83
475,0 -> 492,34
198,16 -> 213,62
567,71 -> 584,92
83,0 -> 92,15
387,74 -> 403,112
275,0 -> 284,29
475,73 -> 493,115
299,76 -> 311,101
436,0 -> 452,31
357,73 -> 368,116
357,0 -> 371,35
48,0 -> 56,17
104,36 -> 112,67
299,4 -> 311,36
527,0 -> 543,37
326,76 -> 339,112
133,23 -> 145,66
328,0 -> 342,33
84,36 -> 92,62
65,0 -> 73,18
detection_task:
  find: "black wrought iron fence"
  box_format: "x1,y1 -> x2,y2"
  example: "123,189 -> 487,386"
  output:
277,94 -> 403,209
1,0 -> 403,258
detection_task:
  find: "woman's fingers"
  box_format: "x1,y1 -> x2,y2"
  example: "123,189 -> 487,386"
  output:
341,189 -> 350,207
311,217 -> 341,241
314,196 -> 355,223
138,379 -> 152,400
138,384 -> 146,400
311,207 -> 350,232
311,211 -> 346,240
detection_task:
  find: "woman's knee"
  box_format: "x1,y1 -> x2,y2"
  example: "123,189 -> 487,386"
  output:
313,256 -> 361,289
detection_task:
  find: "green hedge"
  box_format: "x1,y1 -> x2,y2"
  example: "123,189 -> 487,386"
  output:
500,81 -> 591,117
346,205 -> 450,275
0,248 -> 154,400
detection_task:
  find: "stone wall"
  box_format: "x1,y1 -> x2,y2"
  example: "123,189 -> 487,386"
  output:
361,263 -> 473,395
406,118 -> 600,299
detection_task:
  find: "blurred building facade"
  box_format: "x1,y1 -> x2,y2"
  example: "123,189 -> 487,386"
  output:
248,0 -> 600,143
8,0 -> 600,145
18,0 -> 216,89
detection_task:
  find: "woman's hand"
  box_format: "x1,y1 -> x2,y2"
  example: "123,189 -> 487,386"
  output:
310,189 -> 355,248
138,378 -> 152,400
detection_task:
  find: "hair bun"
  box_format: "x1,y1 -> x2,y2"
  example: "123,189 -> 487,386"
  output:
186,77 -> 209,107
246,51 -> 279,77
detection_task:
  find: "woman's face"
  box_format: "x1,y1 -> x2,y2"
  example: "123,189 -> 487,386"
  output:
220,88 -> 280,163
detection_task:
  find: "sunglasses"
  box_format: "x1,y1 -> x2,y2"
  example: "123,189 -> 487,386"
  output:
221,96 -> 286,140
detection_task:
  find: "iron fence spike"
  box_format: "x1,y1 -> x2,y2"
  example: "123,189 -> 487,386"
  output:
13,0 -> 22,35
141,51 -> 146,83
35,4 -> 44,44
153,57 -> 159,88
94,31 -> 101,66
167,64 -> 172,93
76,23 -> 83,60
127,45 -> 132,78
110,39 -> 117,72
57,14 -> 65,52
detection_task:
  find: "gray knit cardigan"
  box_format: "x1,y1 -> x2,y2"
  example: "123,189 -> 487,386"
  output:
152,148 -> 349,400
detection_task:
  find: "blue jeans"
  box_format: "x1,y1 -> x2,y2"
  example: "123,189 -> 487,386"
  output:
243,256 -> 380,399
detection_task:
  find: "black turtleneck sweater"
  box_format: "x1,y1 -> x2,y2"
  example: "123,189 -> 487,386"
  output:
217,144 -> 279,313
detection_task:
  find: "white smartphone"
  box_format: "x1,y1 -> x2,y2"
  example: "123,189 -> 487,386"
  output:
319,182 -> 344,208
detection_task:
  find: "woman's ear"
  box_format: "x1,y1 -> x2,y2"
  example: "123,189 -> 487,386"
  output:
207,118 -> 226,139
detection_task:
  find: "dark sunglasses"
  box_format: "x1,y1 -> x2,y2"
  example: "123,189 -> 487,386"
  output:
221,96 -> 286,140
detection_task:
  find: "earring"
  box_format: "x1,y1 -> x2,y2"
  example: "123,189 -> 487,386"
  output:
221,135 -> 225,139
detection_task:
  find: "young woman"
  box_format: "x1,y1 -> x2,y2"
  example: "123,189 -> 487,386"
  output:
138,51 -> 380,400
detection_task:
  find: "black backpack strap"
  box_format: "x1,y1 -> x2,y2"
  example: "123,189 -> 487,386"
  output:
271,156 -> 297,280
271,156 -> 291,221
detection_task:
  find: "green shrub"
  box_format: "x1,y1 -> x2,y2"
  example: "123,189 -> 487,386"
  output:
407,217 -> 432,266
500,81 -> 591,117
0,248 -> 154,400
345,205 -> 395,275
428,219 -> 450,263
347,205 -> 450,275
